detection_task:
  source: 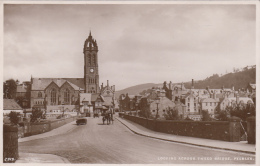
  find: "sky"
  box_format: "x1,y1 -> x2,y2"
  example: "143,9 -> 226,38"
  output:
3,4 -> 256,91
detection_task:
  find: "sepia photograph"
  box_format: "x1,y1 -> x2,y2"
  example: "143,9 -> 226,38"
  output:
2,1 -> 258,165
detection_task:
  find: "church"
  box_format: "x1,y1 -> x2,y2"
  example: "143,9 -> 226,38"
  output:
29,32 -> 116,115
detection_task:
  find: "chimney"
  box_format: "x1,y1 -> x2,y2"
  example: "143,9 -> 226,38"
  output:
236,94 -> 239,104
222,85 -> 224,90
101,83 -> 103,89
113,85 -> 115,92
191,79 -> 194,89
107,80 -> 109,87
169,81 -> 172,90
213,90 -> 216,99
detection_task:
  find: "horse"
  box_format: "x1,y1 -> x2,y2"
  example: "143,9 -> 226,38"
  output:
102,112 -> 113,125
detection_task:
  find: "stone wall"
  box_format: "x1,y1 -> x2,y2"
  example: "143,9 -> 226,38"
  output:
120,113 -> 241,142
3,125 -> 19,163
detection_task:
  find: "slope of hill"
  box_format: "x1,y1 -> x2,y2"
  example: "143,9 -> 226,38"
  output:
115,67 -> 256,99
184,68 -> 256,90
115,83 -> 162,99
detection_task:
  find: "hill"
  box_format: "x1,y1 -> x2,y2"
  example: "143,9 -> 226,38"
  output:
184,68 -> 256,90
115,67 -> 256,99
115,83 -> 162,99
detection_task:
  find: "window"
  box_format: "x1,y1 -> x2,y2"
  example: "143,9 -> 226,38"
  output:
153,110 -> 155,112
163,110 -> 165,112
188,103 -> 190,107
210,102 -> 212,106
64,89 -> 70,103
93,55 -> 96,64
194,103 -> 196,106
188,109 -> 190,112
50,89 -> 57,105
188,98 -> 190,102
88,54 -> 91,64
38,92 -> 42,98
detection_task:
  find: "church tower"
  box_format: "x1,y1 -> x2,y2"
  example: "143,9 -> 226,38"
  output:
83,31 -> 100,93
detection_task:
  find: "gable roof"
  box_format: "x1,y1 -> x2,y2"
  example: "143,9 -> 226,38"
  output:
80,93 -> 92,105
32,78 -> 84,91
4,99 -> 23,110
103,96 -> 114,106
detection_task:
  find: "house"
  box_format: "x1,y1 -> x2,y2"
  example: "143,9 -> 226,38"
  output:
150,90 -> 175,119
200,98 -> 219,118
246,83 -> 256,93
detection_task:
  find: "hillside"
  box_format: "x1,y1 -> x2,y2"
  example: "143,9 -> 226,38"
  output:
115,83 -> 162,99
184,68 -> 256,90
115,67 -> 256,99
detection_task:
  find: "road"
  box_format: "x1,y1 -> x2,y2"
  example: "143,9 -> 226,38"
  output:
19,116 -> 255,164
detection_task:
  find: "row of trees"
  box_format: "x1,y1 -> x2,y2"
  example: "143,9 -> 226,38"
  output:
8,109 -> 46,126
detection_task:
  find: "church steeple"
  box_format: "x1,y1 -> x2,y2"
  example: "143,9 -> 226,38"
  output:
83,32 -> 100,94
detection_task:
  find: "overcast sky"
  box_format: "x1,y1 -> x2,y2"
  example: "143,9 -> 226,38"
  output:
4,4 -> 256,90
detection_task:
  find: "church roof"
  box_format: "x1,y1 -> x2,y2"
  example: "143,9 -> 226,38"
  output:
31,78 -> 84,91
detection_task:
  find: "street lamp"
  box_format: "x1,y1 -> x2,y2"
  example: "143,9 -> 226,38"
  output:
61,102 -> 65,117
135,103 -> 138,116
155,98 -> 160,120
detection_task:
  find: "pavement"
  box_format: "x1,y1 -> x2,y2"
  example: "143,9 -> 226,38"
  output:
17,120 -> 78,163
116,116 -> 256,155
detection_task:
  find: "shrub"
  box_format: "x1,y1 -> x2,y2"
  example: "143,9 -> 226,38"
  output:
164,107 -> 179,120
202,110 -> 212,121
30,109 -> 43,123
8,111 -> 20,125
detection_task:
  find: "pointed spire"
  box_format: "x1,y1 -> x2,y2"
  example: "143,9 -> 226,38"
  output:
89,30 -> 92,36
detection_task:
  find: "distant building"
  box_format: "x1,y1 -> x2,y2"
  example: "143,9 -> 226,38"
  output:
150,90 -> 175,119
200,98 -> 219,118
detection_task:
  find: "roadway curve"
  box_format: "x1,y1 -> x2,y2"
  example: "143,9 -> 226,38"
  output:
19,116 -> 255,164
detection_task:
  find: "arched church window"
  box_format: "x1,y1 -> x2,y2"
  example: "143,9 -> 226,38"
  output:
64,89 -> 70,103
38,92 -> 42,98
50,89 -> 56,105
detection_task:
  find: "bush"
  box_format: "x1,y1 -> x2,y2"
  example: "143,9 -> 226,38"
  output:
164,107 -> 179,120
30,109 -> 43,123
202,110 -> 212,121
8,111 -> 20,125
215,110 -> 229,121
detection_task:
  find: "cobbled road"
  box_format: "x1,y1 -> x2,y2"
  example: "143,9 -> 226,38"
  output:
19,116 -> 255,164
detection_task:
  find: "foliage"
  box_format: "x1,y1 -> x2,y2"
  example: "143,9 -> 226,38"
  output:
201,110 -> 212,121
30,109 -> 44,123
8,111 -> 20,125
3,79 -> 17,99
215,110 -> 229,121
163,107 -> 179,120
138,104 -> 152,119
226,104 -> 255,121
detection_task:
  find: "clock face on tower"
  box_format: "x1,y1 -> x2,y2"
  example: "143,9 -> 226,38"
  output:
90,68 -> 94,73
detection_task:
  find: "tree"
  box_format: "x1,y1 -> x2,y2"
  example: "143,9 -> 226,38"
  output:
164,107 -> 179,120
8,111 -> 20,125
202,110 -> 212,121
3,79 -> 17,99
215,110 -> 229,121
30,109 -> 44,123
227,104 -> 255,121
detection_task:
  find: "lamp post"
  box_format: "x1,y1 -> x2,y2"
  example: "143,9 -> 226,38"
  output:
135,103 -> 138,116
155,98 -> 160,120
61,102 -> 65,117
